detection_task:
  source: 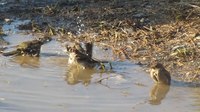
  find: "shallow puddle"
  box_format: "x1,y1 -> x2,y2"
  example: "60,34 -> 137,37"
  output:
0,20 -> 200,112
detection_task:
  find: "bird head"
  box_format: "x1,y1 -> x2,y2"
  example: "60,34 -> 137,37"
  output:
38,36 -> 52,44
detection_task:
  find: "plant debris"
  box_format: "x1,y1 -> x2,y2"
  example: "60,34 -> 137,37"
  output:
0,0 -> 200,83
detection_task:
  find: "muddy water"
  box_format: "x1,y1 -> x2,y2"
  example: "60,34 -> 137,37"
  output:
0,21 -> 200,112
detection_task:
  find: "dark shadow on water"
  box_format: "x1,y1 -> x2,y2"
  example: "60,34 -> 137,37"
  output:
149,84 -> 170,105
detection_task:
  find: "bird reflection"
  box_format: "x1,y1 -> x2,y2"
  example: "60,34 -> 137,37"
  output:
191,89 -> 200,111
149,84 -> 170,105
11,55 -> 40,68
65,65 -> 96,86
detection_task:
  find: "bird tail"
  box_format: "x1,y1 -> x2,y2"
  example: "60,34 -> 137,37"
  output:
2,50 -> 18,56
85,42 -> 93,58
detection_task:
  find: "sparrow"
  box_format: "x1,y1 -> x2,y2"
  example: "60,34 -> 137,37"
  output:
66,42 -> 105,69
150,62 -> 171,85
2,36 -> 51,57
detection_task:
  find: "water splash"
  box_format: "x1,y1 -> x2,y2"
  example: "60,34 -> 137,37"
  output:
76,16 -> 85,35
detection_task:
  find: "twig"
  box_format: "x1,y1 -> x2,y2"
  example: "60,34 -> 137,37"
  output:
177,2 -> 200,10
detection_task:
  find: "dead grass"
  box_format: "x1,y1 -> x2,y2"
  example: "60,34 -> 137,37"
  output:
0,0 -> 200,82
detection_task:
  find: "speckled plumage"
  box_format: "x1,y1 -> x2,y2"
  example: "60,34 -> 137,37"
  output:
3,36 -> 51,57
150,63 -> 171,85
66,42 -> 103,69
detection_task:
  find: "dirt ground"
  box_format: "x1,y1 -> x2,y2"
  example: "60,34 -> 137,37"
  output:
0,0 -> 200,83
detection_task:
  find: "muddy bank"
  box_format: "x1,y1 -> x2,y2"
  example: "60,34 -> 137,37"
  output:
0,0 -> 200,83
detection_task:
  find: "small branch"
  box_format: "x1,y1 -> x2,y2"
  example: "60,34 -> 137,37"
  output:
177,2 -> 200,10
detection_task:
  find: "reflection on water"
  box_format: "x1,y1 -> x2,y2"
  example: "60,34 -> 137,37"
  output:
10,56 -> 40,68
65,65 -> 96,86
2,20 -> 200,111
191,88 -> 200,112
149,84 -> 170,105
